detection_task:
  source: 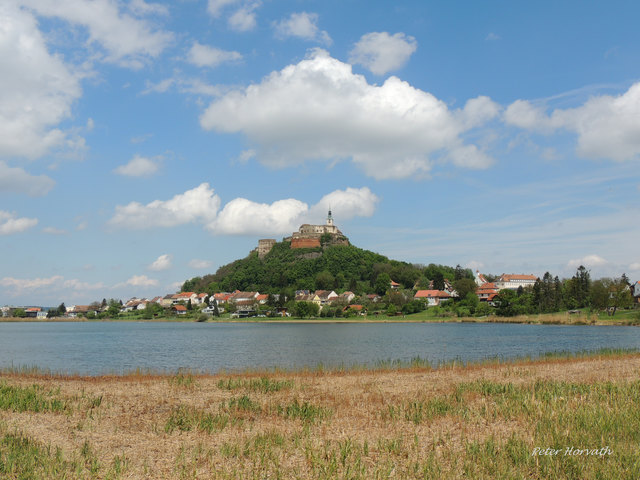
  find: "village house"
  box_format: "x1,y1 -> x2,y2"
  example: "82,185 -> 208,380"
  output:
344,304 -> 366,315
24,307 -> 40,318
256,294 -> 269,305
495,274 -> 538,290
366,293 -> 381,303
172,305 -> 187,315
633,281 -> 640,304
476,282 -> 498,303
414,290 -> 452,307
195,293 -> 209,305
228,291 -> 259,303
173,292 -> 198,305
66,305 -> 99,318
315,290 -> 338,306
339,291 -> 356,303
295,292 -> 321,308
475,271 -> 489,286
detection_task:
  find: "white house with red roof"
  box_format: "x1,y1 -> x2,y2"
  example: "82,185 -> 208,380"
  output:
475,271 -> 489,286
315,290 -> 338,305
476,283 -> 498,303
414,290 -> 451,306
340,291 -> 356,303
495,274 -> 537,290
228,291 -> 259,303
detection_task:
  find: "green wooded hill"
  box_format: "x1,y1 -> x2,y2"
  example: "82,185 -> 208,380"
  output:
181,240 -> 469,295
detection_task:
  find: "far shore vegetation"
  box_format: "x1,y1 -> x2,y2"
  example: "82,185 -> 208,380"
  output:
1,348 -> 639,479
3,305 -> 640,326
5,243 -> 638,324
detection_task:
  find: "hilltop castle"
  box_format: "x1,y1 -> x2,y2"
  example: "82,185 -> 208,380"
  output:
256,210 -> 349,258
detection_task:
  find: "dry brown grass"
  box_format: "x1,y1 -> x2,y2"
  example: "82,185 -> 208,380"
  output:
2,352 -> 640,479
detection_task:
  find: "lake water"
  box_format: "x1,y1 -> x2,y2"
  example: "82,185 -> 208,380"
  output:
0,321 -> 639,375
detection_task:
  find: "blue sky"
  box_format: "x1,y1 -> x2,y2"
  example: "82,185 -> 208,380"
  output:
1,0 -> 639,306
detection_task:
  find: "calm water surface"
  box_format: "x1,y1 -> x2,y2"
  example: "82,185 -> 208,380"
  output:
0,322 -> 639,375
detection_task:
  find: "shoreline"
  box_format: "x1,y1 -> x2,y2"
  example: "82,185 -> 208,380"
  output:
1,312 -> 638,326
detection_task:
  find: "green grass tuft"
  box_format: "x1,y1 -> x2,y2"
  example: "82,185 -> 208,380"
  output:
0,382 -> 68,413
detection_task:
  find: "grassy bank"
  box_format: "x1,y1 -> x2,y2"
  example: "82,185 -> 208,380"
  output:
3,308 -> 640,325
1,349 -> 639,479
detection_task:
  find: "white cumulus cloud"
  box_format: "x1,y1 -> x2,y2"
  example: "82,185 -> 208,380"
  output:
108,183 -> 220,229
200,49 -> 497,179
22,0 -> 174,68
274,12 -> 331,45
505,82 -> 640,162
109,184 -> 379,236
0,3 -> 82,160
349,32 -> 417,75
148,254 -> 172,271
212,198 -> 308,235
310,187 -> 379,220
187,42 -> 242,68
0,162 -> 55,196
228,2 -> 260,32
567,254 -> 608,269
113,155 -> 160,177
0,211 -> 38,235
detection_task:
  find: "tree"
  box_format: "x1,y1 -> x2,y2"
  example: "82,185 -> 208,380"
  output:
107,299 -> 121,318
432,272 -> 445,291
374,273 -> 391,296
590,280 -> 609,311
293,301 -> 319,318
315,270 -> 335,290
607,276 -> 634,315
453,278 -> 476,300
571,265 -> 591,308
454,264 -> 465,281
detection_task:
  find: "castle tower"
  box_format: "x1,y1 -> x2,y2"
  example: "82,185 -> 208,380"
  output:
326,209 -> 333,227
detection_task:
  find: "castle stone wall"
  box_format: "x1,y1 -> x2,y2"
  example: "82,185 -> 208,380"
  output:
257,239 -> 276,258
291,237 -> 321,249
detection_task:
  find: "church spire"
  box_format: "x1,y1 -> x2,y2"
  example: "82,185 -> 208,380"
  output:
327,208 -> 333,226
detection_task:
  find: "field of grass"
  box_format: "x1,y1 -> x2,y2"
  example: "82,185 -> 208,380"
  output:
1,349 -> 639,479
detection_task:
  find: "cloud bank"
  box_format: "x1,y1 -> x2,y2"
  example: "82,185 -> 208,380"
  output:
108,183 -> 379,235
200,49 -> 498,179
505,82 -> 640,161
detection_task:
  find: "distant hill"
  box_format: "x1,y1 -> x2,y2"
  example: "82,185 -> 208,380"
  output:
181,240 -> 469,295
